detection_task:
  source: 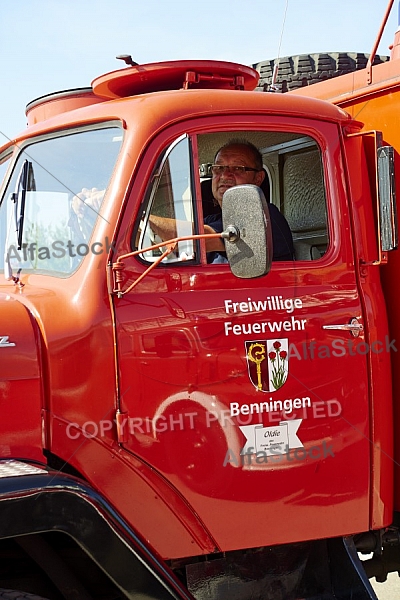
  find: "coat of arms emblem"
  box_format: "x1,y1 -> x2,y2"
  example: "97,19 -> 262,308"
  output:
245,338 -> 289,392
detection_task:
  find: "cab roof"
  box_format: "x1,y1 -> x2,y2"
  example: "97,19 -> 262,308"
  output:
24,60 -> 354,133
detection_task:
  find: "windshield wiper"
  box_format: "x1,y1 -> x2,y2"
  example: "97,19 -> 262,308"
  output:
15,160 -> 29,249
4,160 -> 34,286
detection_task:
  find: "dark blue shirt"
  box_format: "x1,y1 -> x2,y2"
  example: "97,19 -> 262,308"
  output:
204,204 -> 294,263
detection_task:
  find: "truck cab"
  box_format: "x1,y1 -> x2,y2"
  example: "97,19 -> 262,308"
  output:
0,59 -> 395,599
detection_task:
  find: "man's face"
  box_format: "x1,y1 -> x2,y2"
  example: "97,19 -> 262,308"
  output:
211,145 -> 265,206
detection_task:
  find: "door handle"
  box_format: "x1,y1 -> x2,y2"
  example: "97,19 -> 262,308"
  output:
322,317 -> 363,338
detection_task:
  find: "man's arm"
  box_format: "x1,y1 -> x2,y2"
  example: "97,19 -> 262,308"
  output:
203,215 -> 225,252
203,224 -> 225,251
148,215 -> 179,241
148,216 -> 224,252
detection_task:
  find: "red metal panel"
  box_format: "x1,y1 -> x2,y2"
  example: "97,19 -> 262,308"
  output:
112,117 -> 372,555
0,84 -> 388,559
0,294 -> 43,460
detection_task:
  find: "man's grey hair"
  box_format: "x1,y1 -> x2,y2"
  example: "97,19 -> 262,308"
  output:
215,139 -> 263,170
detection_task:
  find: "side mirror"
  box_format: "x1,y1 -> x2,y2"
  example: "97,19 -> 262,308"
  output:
221,184 -> 272,278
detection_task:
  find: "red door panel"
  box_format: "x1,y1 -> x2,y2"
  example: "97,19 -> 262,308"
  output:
113,124 -> 371,553
114,259 -> 370,552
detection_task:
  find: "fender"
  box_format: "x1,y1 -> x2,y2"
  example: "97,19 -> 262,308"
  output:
0,294 -> 43,461
0,459 -> 192,600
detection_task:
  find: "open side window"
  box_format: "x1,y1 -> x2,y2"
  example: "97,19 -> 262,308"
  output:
262,136 -> 328,260
134,129 -> 329,268
198,131 -> 328,262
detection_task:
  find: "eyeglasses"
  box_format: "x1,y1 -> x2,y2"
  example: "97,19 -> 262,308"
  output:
210,164 -> 260,176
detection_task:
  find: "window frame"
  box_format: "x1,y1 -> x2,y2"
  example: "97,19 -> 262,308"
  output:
125,115 -> 343,275
133,133 -> 202,266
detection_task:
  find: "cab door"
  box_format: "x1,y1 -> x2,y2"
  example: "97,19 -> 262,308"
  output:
112,120 -> 373,552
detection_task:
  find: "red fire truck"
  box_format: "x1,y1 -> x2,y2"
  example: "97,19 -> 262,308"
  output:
0,5 -> 399,598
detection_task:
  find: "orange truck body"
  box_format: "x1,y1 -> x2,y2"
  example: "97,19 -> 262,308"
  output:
291,9 -> 400,516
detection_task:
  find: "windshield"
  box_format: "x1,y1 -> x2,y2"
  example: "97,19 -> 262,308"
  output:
0,126 -> 123,278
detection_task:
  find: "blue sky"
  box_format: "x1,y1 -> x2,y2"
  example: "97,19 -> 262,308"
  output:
0,0 -> 398,141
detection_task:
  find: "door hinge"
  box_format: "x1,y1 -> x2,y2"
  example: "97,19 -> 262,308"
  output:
115,410 -> 129,444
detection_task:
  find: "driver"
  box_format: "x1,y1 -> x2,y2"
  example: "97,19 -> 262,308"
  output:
204,140 -> 294,263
